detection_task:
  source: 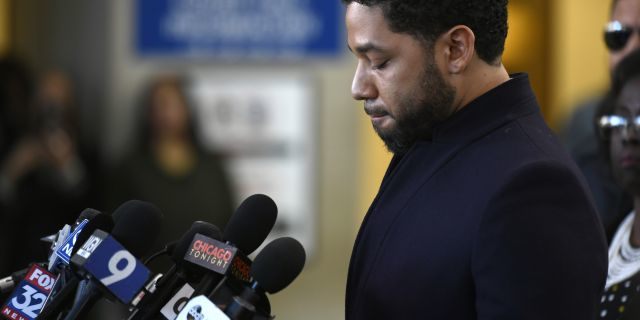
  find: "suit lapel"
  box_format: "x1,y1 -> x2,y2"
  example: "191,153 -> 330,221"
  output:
347,140 -> 463,313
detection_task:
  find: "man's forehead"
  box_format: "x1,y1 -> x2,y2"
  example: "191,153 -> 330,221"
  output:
346,3 -> 387,31
345,3 -> 400,51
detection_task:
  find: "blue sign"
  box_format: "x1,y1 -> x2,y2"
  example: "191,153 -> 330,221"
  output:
80,235 -> 150,304
135,0 -> 343,58
55,219 -> 89,265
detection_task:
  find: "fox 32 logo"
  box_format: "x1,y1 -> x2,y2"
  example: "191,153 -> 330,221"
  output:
1,265 -> 56,320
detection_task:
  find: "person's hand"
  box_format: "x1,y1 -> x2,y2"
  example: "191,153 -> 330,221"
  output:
42,128 -> 76,170
1,137 -> 45,183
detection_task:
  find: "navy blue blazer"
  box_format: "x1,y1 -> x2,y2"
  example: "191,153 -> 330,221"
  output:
346,74 -> 608,319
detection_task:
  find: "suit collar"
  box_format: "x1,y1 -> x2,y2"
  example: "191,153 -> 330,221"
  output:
431,73 -> 538,144
377,74 -> 538,194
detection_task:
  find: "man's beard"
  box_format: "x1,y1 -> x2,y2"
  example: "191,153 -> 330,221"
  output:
373,59 -> 456,155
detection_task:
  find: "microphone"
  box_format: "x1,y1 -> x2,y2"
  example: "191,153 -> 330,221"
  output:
223,194 -> 279,256
45,208 -> 101,255
42,208 -> 101,245
128,221 -> 223,320
0,269 -> 26,295
248,237 -> 306,294
37,212 -> 115,319
63,200 -> 162,319
0,207 -> 104,294
0,209 -> 112,320
110,200 -> 163,258
52,209 -> 111,270
224,237 -> 306,320
175,295 -> 231,320
190,194 -> 278,298
134,194 -> 278,319
0,263 -> 47,296
174,237 -> 306,320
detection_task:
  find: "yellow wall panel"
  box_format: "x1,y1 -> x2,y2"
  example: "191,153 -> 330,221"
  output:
550,0 -> 610,128
356,108 -> 392,224
0,0 -> 8,54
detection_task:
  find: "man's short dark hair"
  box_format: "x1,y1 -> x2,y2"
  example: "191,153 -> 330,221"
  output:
342,0 -> 509,65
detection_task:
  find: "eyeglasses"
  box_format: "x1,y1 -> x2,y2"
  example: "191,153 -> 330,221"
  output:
599,114 -> 640,137
604,21 -> 640,51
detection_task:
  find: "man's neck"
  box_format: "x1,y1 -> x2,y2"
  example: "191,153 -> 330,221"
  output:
454,62 -> 510,112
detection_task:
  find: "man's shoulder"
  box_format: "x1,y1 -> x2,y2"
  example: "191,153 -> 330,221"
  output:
441,111 -> 590,196
457,111 -> 572,168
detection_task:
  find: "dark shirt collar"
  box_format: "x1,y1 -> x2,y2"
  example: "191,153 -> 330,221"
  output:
430,73 -> 539,144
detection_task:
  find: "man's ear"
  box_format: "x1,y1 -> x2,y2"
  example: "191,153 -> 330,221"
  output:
439,25 -> 475,74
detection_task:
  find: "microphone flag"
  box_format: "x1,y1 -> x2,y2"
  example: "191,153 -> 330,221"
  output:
1,264 -> 57,320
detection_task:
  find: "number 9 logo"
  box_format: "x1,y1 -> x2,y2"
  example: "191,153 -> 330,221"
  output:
100,250 -> 136,286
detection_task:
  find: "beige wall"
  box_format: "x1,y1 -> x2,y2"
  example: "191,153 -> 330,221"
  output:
268,65 -> 359,319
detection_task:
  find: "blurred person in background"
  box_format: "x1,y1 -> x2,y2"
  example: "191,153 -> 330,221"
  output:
595,49 -> 640,319
0,68 -> 97,273
0,56 -> 33,274
107,75 -> 235,269
561,0 -> 640,239
0,56 -> 32,157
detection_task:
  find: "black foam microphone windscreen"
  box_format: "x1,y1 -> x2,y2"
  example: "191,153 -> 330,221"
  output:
127,222 -> 223,320
251,237 -> 306,294
223,194 -> 278,255
70,213 -> 115,258
77,208 -> 102,222
40,212 -> 114,319
111,200 -> 163,258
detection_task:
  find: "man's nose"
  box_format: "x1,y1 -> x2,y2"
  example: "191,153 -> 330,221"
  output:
351,62 -> 377,101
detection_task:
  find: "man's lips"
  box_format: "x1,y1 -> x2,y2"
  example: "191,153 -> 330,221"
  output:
365,110 -> 390,128
364,105 -> 389,118
369,113 -> 388,120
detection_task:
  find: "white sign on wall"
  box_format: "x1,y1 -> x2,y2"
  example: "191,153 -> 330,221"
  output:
189,72 -> 316,258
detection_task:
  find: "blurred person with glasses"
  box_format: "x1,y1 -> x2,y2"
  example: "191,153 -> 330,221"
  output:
605,1 -> 640,68
595,48 -> 640,320
561,0 -> 640,240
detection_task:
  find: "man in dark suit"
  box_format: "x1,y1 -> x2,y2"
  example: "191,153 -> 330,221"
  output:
342,0 -> 609,319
